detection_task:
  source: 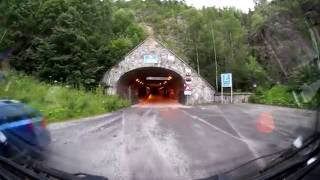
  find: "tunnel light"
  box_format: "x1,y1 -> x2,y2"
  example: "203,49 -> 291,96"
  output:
136,79 -> 139,82
146,77 -> 173,81
146,77 -> 167,81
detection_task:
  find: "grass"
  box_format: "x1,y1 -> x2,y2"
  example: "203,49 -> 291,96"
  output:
0,72 -> 130,123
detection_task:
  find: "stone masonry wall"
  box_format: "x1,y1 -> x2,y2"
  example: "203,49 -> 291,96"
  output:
102,37 -> 215,105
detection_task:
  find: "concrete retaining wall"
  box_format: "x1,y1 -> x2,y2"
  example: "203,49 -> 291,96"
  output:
214,93 -> 253,104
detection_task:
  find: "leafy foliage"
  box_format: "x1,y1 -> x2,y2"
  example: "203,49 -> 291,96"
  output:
249,85 -> 298,108
1,0 -> 146,89
1,0 -> 318,105
0,72 -> 130,122
114,0 -> 263,91
289,65 -> 320,90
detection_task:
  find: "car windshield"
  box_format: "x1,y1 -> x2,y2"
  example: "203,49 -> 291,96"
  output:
0,0 -> 319,179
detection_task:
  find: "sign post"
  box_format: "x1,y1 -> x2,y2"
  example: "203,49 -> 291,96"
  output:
221,73 -> 233,104
221,84 -> 224,104
231,85 -> 233,103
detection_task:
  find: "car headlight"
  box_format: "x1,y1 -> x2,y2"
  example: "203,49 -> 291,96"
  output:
0,131 -> 7,143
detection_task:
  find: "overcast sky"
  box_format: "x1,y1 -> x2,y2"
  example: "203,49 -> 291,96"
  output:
184,0 -> 256,12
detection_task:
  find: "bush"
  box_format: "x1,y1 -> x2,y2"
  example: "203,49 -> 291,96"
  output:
250,85 -> 298,108
0,72 -> 130,123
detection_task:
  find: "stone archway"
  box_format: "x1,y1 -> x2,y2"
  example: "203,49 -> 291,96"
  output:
102,37 -> 215,105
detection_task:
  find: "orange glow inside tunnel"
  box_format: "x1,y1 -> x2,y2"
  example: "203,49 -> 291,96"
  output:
256,112 -> 275,133
116,67 -> 186,104
140,94 -> 179,104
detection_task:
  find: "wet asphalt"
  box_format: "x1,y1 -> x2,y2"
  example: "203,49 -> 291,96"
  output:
44,104 -> 316,180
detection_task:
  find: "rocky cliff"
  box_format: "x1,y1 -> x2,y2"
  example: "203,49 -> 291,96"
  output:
250,1 -> 320,83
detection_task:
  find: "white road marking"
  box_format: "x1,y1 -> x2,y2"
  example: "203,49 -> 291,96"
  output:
143,108 -> 152,116
181,110 -> 246,143
143,114 -> 187,179
181,108 -> 268,174
81,116 -> 121,135
232,106 -> 298,140
215,107 -> 265,167
49,115 -> 123,145
146,112 -> 192,179
120,111 -> 130,179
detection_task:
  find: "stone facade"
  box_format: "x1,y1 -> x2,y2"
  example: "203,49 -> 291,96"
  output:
102,37 -> 215,105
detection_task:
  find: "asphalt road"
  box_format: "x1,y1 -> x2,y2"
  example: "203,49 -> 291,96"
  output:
44,104 -> 316,180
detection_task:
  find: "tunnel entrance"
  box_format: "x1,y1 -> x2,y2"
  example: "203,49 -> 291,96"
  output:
103,37 -> 216,105
117,67 -> 185,104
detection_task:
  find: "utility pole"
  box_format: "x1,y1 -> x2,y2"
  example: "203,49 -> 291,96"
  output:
229,32 -> 234,64
195,44 -> 200,75
210,25 -> 218,89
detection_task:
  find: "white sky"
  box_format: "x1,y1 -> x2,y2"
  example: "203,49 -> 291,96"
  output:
184,0 -> 256,12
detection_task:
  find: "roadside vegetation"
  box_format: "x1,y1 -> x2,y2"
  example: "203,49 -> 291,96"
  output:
0,72 -> 130,123
250,84 -> 319,109
0,0 -> 146,89
250,85 -> 300,108
0,0 -> 319,109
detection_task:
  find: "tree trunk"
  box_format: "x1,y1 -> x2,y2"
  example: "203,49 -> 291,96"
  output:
195,44 -> 200,74
229,32 -> 235,68
210,25 -> 218,89
0,29 -> 7,44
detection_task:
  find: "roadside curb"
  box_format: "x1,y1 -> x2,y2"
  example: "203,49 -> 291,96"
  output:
48,106 -> 134,129
48,113 -> 113,130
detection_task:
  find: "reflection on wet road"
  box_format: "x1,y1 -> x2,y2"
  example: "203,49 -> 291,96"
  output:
136,95 -> 180,107
44,104 -> 316,180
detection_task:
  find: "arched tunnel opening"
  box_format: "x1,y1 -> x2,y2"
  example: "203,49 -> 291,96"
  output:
117,67 -> 186,104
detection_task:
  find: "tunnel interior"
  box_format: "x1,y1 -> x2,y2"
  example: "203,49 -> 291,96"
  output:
117,67 -> 185,104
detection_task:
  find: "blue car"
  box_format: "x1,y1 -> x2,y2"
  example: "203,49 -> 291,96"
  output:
0,100 -> 51,160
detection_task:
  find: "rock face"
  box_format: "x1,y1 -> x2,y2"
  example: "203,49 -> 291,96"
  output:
250,2 -> 320,82
303,1 -> 320,28
102,37 -> 215,105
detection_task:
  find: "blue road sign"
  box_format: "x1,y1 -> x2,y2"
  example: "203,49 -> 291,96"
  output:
143,54 -> 158,63
221,73 -> 232,88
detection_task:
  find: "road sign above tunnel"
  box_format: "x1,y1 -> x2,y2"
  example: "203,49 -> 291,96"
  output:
184,83 -> 192,95
143,54 -> 158,63
185,77 -> 192,84
185,68 -> 192,76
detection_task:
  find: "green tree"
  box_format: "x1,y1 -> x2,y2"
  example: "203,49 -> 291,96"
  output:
1,0 -> 145,89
